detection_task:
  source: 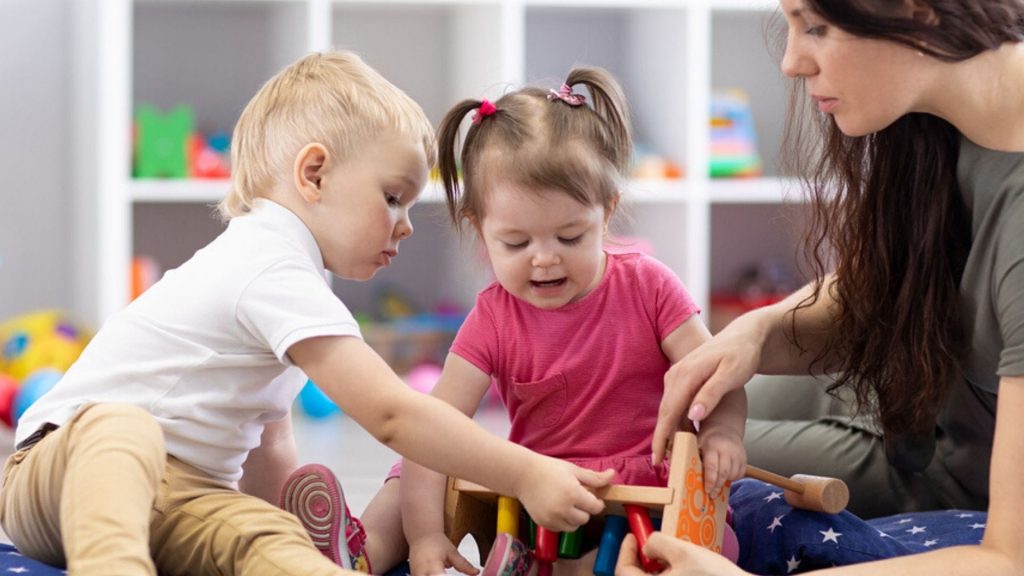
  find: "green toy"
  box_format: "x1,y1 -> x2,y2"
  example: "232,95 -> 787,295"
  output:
134,105 -> 194,178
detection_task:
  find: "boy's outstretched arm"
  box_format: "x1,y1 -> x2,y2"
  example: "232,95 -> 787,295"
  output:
289,335 -> 614,531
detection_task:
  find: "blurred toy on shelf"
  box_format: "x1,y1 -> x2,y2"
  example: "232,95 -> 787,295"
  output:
0,310 -> 91,427
358,285 -> 467,376
429,164 -> 458,183
297,379 -> 340,419
189,130 -> 231,179
131,255 -> 161,300
0,309 -> 91,382
631,143 -> 684,180
710,89 -> 762,178
13,368 -> 62,426
375,285 -> 418,321
404,362 -> 442,394
0,373 -> 18,427
133,105 -> 232,180
362,313 -> 463,376
134,104 -> 195,178
709,261 -> 798,333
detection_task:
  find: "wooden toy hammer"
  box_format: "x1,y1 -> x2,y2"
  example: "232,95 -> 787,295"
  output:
745,465 -> 849,514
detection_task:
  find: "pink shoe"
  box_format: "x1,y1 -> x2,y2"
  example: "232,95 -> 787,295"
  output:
280,463 -> 372,573
482,533 -> 532,576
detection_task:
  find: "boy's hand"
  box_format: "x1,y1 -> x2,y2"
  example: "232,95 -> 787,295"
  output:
517,458 -> 614,532
409,532 -> 478,576
697,428 -> 746,498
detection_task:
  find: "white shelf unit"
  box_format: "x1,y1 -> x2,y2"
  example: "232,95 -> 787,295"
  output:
75,0 -> 800,328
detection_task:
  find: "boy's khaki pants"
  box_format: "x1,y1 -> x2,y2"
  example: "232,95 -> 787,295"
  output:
0,403 -> 346,575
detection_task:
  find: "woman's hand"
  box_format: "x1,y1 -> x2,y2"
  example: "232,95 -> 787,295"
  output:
652,314 -> 767,465
615,532 -> 748,576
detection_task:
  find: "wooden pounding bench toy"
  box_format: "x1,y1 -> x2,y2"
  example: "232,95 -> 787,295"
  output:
444,431 -> 849,574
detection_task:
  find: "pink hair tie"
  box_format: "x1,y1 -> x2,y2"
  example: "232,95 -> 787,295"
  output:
547,84 -> 586,107
472,99 -> 497,124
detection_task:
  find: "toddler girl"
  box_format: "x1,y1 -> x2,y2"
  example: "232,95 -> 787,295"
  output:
398,66 -> 748,576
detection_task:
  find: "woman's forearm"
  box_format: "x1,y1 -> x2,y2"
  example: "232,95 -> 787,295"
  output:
754,275 -> 840,375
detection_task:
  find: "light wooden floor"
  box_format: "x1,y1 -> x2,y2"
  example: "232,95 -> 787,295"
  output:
0,407 -> 512,568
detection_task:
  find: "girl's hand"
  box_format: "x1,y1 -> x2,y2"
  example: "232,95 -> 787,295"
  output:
409,532 -> 478,576
697,428 -> 746,498
653,318 -> 766,465
517,458 -> 614,532
616,532 -> 749,576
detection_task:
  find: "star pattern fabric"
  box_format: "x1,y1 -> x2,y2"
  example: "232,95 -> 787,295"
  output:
730,479 -> 987,574
0,547 -> 66,575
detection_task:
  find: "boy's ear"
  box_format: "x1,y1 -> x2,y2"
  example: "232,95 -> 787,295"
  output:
294,143 -> 329,204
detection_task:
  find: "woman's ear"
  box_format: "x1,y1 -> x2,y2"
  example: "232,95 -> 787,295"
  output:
903,0 -> 938,25
294,143 -> 329,204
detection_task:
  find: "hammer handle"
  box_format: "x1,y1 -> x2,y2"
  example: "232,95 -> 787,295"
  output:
744,465 -> 805,494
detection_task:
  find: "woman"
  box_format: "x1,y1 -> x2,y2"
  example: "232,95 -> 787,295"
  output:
641,0 -> 1024,574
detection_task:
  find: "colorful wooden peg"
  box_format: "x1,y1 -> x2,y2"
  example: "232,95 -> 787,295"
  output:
593,514 -> 628,576
558,526 -> 584,559
497,496 -> 520,537
625,504 -> 663,573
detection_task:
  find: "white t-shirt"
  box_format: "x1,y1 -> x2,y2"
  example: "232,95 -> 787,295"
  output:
16,199 -> 361,484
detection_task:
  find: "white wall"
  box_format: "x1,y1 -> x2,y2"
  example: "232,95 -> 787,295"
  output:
0,0 -> 72,320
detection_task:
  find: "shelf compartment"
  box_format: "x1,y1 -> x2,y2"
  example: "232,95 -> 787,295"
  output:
524,5 -> 689,176
710,8 -> 788,177
709,202 -> 810,298
132,202 -> 227,276
331,2 -> 506,126
133,1 -> 311,143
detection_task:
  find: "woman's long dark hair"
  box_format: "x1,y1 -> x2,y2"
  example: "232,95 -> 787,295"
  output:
784,0 -> 1024,438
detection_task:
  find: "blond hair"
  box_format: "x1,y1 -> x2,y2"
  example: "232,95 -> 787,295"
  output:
219,51 -> 436,219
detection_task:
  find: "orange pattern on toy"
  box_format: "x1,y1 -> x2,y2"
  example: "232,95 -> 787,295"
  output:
673,457 -> 729,552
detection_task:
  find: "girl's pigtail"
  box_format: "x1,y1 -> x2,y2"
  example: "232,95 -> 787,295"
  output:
437,99 -> 484,230
565,67 -> 633,174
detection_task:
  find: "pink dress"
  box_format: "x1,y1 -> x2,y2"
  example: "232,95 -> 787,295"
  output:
451,252 -> 699,486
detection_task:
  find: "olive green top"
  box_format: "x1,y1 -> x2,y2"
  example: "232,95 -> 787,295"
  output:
935,137 -> 1024,503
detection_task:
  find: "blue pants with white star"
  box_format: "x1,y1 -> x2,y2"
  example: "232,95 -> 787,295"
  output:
729,479 -> 987,575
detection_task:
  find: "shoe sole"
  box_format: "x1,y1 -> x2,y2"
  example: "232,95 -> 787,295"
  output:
482,533 -> 513,576
482,533 -> 531,576
281,463 -> 352,570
